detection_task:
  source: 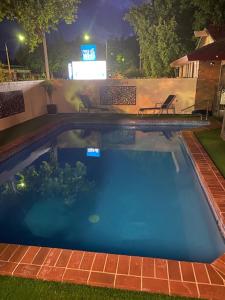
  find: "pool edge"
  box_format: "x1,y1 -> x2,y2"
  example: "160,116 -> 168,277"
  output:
0,122 -> 224,299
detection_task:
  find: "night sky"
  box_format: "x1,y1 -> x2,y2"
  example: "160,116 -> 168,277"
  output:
0,0 -> 143,62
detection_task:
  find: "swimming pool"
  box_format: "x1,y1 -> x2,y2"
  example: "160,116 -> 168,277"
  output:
0,125 -> 224,263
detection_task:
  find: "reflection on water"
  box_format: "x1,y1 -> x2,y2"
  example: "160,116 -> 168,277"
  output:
0,126 -> 224,262
0,160 -> 94,206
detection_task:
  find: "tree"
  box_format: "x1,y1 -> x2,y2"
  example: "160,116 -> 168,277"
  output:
15,38 -> 81,78
108,37 -> 140,78
191,0 -> 225,29
124,0 -> 195,77
0,0 -> 80,79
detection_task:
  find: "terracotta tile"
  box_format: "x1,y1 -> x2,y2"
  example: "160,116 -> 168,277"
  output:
155,259 -> 168,279
115,275 -> 141,291
0,244 -> 8,256
217,254 -> 225,264
170,281 -> 199,298
63,269 -> 89,284
142,278 -> 169,294
104,254 -> 118,273
198,284 -> 225,300
14,264 -> 40,278
37,266 -> 65,281
0,244 -> 19,261
193,263 -> 210,284
20,247 -> 40,264
32,247 -> 50,265
92,253 -> 107,272
67,251 -> 84,269
129,256 -> 142,277
89,271 -> 115,287
213,268 -> 225,281
55,250 -> 72,268
79,252 -> 95,270
180,262 -> 195,282
206,265 -> 224,285
0,261 -> 18,275
167,260 -> 181,281
212,260 -> 225,275
43,248 -> 62,267
117,255 -> 130,275
142,258 -> 154,278
9,246 -> 29,263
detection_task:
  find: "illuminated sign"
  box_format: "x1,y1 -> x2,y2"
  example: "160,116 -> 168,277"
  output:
80,44 -> 96,61
87,148 -> 101,157
71,61 -> 106,80
68,63 -> 73,80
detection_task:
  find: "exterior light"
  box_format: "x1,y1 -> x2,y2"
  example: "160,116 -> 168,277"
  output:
83,33 -> 90,42
17,181 -> 26,190
18,34 -> 25,42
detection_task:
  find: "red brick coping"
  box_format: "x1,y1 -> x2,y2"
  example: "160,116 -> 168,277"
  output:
0,130 -> 225,299
182,132 -> 225,237
0,243 -> 224,299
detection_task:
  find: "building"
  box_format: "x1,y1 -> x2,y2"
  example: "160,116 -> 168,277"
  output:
170,25 -> 225,115
0,64 -> 33,82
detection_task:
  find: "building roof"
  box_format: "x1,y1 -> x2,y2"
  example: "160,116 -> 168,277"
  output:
207,25 -> 225,41
194,25 -> 225,41
170,39 -> 225,67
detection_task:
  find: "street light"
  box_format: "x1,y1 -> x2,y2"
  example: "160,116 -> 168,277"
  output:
4,34 -> 25,80
18,34 -> 25,42
83,33 -> 90,42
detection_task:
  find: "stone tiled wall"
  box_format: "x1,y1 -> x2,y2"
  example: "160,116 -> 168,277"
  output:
52,78 -> 197,114
0,81 -> 47,131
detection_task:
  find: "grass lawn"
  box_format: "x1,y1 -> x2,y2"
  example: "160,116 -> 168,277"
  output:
0,276 -> 193,300
195,128 -> 225,177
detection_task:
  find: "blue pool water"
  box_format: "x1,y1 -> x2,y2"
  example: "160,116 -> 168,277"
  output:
0,125 -> 224,262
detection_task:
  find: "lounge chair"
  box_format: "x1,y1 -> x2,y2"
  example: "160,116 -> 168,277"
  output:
138,95 -> 176,116
78,93 -> 110,113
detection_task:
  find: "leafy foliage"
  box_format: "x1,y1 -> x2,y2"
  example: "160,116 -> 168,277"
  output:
0,0 -> 80,51
0,160 -> 94,206
108,37 -> 140,78
124,0 -> 195,77
191,0 -> 225,29
0,62 -> 7,82
15,37 -> 81,78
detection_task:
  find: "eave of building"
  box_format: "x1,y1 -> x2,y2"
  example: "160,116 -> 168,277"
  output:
170,39 -> 225,67
194,30 -> 208,38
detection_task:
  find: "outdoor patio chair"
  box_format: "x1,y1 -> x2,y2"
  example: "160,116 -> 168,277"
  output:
138,95 -> 176,116
78,93 -> 111,113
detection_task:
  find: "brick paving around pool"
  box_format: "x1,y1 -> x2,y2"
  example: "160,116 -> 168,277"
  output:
0,128 -> 225,299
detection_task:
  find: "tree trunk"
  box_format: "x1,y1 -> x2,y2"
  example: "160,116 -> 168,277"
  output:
42,31 -> 50,80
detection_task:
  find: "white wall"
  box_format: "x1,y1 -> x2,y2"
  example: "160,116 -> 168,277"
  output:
52,78 -> 197,114
0,81 -> 47,132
